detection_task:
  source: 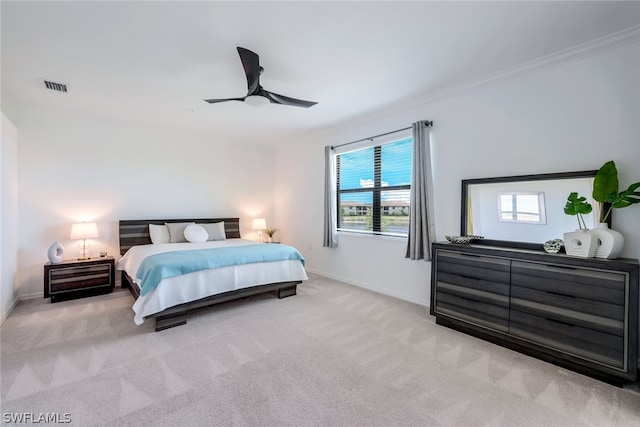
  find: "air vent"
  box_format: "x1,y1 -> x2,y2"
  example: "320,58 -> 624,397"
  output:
42,79 -> 68,93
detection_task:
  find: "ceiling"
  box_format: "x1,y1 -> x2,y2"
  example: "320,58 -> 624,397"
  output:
2,1 -> 639,145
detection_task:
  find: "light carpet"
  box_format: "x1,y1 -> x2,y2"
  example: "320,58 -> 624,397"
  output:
1,273 -> 639,426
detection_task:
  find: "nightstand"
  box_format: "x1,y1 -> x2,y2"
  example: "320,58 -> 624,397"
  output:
44,256 -> 115,302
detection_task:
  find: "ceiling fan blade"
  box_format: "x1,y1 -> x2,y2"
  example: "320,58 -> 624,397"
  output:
263,91 -> 317,108
204,97 -> 246,104
237,47 -> 261,95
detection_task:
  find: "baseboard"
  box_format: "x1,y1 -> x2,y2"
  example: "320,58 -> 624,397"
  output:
0,295 -> 20,325
19,291 -> 44,300
305,267 -> 429,307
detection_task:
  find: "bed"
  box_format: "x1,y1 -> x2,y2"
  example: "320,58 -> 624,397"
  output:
118,217 -> 307,331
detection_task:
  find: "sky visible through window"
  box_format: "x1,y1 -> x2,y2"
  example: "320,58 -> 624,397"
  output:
339,138 -> 412,203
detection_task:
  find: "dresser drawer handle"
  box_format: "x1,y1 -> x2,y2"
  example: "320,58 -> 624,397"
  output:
441,252 -> 482,259
544,317 -> 575,327
544,264 -> 577,270
546,290 -> 575,298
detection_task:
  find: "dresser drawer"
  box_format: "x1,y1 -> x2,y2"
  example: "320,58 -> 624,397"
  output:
436,290 -> 509,332
510,310 -> 625,369
437,251 -> 510,284
510,296 -> 623,336
434,250 -> 510,332
511,285 -> 624,321
511,261 -> 626,305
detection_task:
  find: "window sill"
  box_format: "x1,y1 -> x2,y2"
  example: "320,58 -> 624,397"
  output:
337,230 -> 408,242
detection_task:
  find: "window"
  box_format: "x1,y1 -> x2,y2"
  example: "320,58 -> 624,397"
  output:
497,192 -> 547,224
336,137 -> 412,236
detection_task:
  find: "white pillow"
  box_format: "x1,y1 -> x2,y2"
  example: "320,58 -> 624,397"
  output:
184,224 -> 208,243
199,222 -> 226,241
165,222 -> 194,243
149,224 -> 170,244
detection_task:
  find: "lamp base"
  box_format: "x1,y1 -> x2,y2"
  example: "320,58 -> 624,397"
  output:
77,240 -> 91,260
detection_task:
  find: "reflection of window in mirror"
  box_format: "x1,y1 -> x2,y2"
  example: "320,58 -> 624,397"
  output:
497,192 -> 547,224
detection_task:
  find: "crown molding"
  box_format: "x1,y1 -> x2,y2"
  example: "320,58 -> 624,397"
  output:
301,25 -> 640,144
475,25 -> 640,86
405,25 -> 640,109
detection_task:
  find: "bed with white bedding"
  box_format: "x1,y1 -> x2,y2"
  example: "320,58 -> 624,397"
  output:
118,218 -> 307,331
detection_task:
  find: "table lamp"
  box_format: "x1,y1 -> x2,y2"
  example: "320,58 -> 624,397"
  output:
251,218 -> 267,242
70,222 -> 99,259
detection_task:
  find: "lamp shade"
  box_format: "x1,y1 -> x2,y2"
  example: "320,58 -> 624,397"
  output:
70,222 -> 99,240
251,218 -> 267,230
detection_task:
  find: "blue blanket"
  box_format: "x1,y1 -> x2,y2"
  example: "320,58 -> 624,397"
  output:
136,244 -> 305,296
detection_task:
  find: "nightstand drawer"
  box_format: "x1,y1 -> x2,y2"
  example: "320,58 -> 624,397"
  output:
49,264 -> 112,293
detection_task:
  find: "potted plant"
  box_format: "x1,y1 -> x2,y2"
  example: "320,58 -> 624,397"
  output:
264,228 -> 278,243
563,192 -> 593,230
589,160 -> 640,259
562,192 -> 597,257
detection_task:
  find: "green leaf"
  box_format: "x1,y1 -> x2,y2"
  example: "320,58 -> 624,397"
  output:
610,182 -> 640,209
564,192 -> 593,215
592,160 -> 619,203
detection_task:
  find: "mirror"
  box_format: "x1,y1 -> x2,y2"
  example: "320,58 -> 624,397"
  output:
461,170 -> 611,250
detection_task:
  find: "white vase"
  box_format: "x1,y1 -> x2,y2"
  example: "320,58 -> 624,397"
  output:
590,223 -> 624,259
563,230 -> 597,258
47,241 -> 65,264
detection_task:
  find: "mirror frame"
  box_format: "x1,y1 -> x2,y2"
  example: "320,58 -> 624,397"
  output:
460,170 -> 611,251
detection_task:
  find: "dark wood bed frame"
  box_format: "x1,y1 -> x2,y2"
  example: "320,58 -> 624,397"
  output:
119,217 -> 301,331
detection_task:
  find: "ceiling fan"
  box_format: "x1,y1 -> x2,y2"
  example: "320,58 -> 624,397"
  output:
204,47 -> 318,108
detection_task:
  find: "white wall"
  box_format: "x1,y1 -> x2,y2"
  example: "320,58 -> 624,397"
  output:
274,40 -> 640,309
1,112 -> 19,322
12,106 -> 276,298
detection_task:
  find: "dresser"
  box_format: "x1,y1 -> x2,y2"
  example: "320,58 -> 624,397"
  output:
430,242 -> 639,384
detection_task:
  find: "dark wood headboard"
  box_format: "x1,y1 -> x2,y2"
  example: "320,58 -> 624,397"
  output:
118,218 -> 241,255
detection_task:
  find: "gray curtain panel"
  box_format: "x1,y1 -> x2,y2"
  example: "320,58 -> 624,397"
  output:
406,121 -> 435,261
323,145 -> 338,248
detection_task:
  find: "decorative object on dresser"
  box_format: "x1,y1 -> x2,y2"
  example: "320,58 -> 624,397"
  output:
69,222 -> 99,259
47,241 -> 65,264
251,218 -> 267,242
563,192 -> 593,231
589,160 -> 639,259
44,256 -> 115,302
118,217 -> 307,331
562,229 -> 597,258
542,238 -> 563,254
562,192 -> 597,257
590,223 -> 624,259
430,242 -> 638,384
445,235 -> 484,245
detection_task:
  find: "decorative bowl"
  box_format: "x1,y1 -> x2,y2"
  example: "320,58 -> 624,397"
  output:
543,239 -> 564,254
445,235 -> 484,245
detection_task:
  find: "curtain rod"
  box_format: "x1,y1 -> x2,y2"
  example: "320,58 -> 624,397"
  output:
331,120 -> 433,149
